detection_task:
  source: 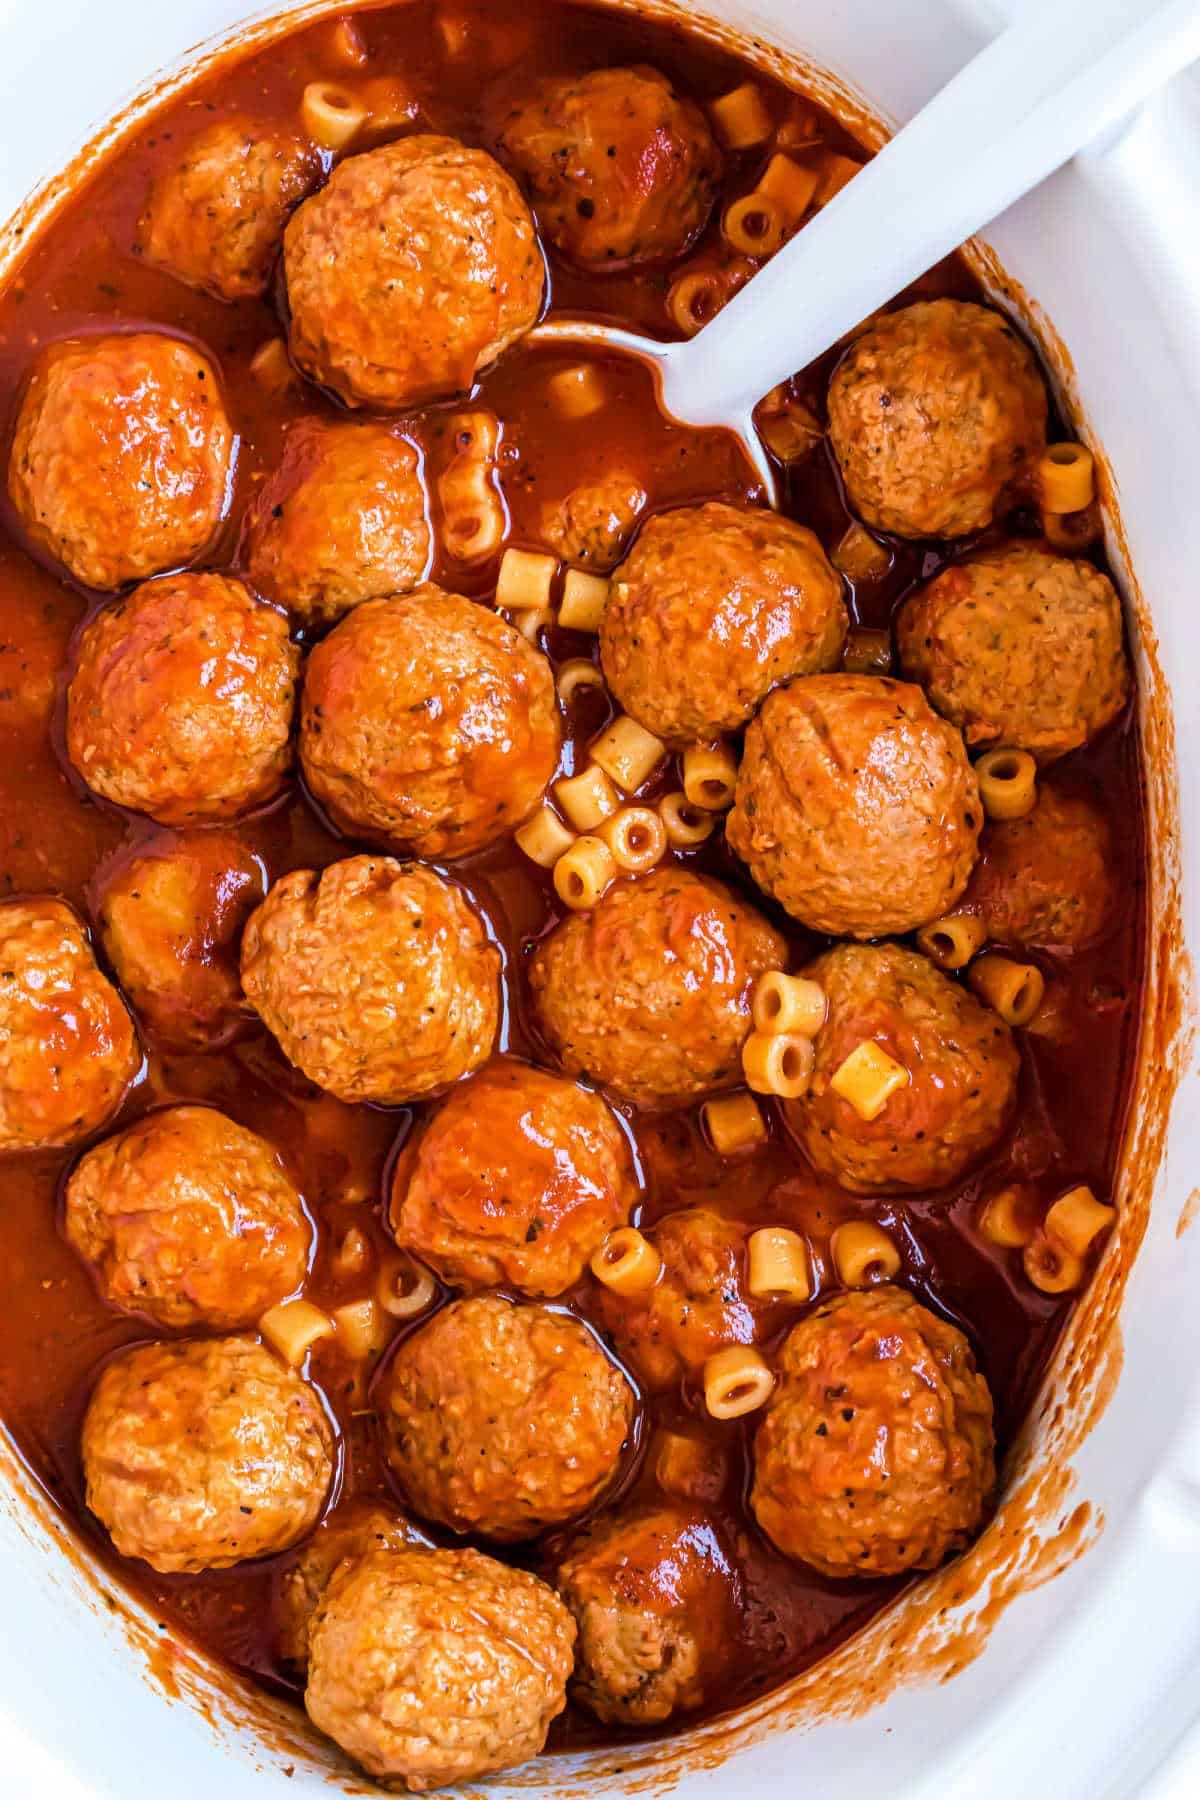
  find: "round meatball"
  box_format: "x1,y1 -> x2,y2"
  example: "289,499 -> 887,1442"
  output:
727,675 -> 981,937
555,1504 -> 738,1725
135,117 -> 318,302
239,418 -> 431,628
300,589 -> 560,858
284,136 -> 543,409
496,66 -> 722,269
278,1501 -> 430,1669
67,573 -> 298,824
389,1060 -> 638,1296
305,1547 -> 575,1788
960,785 -> 1119,949
64,1105 -> 310,1330
827,300 -> 1047,539
94,832 -> 266,1051
241,856 -> 499,1105
601,503 -> 846,744
785,942 -> 1019,1193
381,1294 -> 634,1540
751,1287 -> 995,1577
896,543 -> 1130,762
0,898 -> 139,1152
541,468 -> 646,572
82,1336 -> 334,1574
8,332 -> 234,592
530,869 -> 785,1108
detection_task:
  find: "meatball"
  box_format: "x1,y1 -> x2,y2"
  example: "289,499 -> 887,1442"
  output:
284,136 -> 543,408
389,1060 -> 638,1296
135,117 -> 318,301
555,1504 -> 738,1725
785,942 -> 1019,1192
541,469 -> 646,572
94,832 -> 266,1051
960,785 -> 1119,949
82,1336 -> 334,1574
381,1294 -> 634,1540
8,332 -> 234,591
240,418 -> 431,628
278,1501 -> 430,1669
827,300 -> 1047,539
64,1105 -> 310,1329
300,589 -> 560,858
751,1287 -> 995,1577
67,573 -> 298,824
305,1547 -> 575,1789
530,869 -> 785,1108
896,543 -> 1130,762
240,856 -> 499,1105
602,502 -> 847,744
727,675 -> 981,938
496,66 -> 722,269
0,898 -> 139,1152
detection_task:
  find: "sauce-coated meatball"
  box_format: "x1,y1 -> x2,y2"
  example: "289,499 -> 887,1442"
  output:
0,897 -> 138,1152
64,1105 -> 310,1329
530,869 -> 785,1108
827,300 -> 1047,539
94,832 -> 266,1051
751,1287 -> 995,1576
785,942 -> 1019,1192
602,503 -> 847,744
135,117 -> 318,301
300,589 -> 560,858
82,1336 -> 334,1574
727,675 -> 981,937
305,1547 -> 575,1789
390,1060 -> 638,1296
960,785 -> 1118,949
67,573 -> 299,824
381,1294 -> 634,1540
240,418 -> 431,628
284,136 -> 543,408
897,543 -> 1130,761
8,332 -> 234,590
496,66 -> 722,268
555,1504 -> 739,1725
278,1501 -> 430,1669
541,469 -> 646,571
241,857 -> 499,1105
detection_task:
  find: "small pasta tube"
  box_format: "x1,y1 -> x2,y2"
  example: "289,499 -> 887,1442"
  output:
1043,507 -> 1100,554
831,1221 -> 901,1287
774,103 -> 822,150
703,1347 -> 774,1421
359,76 -> 418,131
682,740 -> 738,812
653,1430 -> 726,1502
327,17 -> 368,65
723,193 -> 788,258
1023,1232 -> 1084,1295
377,1256 -> 437,1319
829,1041 -> 908,1121
556,659 -> 605,702
968,955 -> 1045,1028
747,1226 -> 810,1301
591,715 -> 666,793
249,337 -> 298,396
916,912 -> 987,971
752,971 -> 826,1038
554,835 -> 617,910
666,269 -> 725,337
1044,1185 -> 1115,1258
757,152 -> 820,222
832,523 -> 890,582
709,81 -> 772,149
742,1031 -> 814,1100
439,411 -> 505,562
702,1092 -> 767,1156
555,764 -> 619,832
658,790 -> 716,847
756,391 -> 823,462
300,81 -> 366,151
841,626 -> 893,675
559,570 -> 610,633
332,1225 -> 371,1276
599,805 -> 667,874
590,1226 -> 661,1297
977,1184 -> 1037,1249
515,804 -> 575,869
509,607 -> 552,645
548,364 -> 606,420
815,151 -> 862,204
1038,442 -> 1095,515
332,1297 -> 388,1361
260,1298 -> 334,1367
496,547 -> 557,613
975,747 -> 1038,821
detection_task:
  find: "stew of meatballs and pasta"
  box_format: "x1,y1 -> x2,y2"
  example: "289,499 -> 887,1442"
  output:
0,0 -> 1143,1789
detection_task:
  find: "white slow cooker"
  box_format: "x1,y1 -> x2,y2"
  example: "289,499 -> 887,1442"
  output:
1,1 -> 1198,1795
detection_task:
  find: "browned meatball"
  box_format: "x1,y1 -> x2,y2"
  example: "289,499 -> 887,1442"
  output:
305,1547 -> 575,1788
960,785 -> 1119,949
64,1105 -> 310,1330
240,418 -> 431,628
67,574 -> 298,824
541,469 -> 646,572
601,503 -> 847,744
300,589 -> 560,858
82,1336 -> 334,1574
284,136 -> 543,409
496,66 -> 722,269
135,117 -> 319,301
241,857 -> 499,1105
381,1294 -> 634,1540
94,832 -> 266,1051
0,898 -> 139,1152
8,333 -> 234,590
278,1501 -> 431,1669
785,942 -> 1019,1192
530,869 -> 785,1108
751,1287 -> 995,1577
896,543 -> 1130,761
827,300 -> 1047,539
389,1060 -> 638,1296
727,675 -> 981,937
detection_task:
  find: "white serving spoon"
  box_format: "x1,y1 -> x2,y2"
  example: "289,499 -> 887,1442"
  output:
534,0 -> 1200,499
